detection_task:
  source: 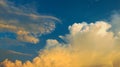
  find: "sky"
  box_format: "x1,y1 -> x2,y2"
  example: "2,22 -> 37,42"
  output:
0,0 -> 120,67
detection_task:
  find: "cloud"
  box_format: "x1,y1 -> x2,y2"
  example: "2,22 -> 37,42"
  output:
0,49 -> 32,62
8,50 -> 32,56
46,39 -> 60,49
0,49 -> 32,57
1,18 -> 120,67
1,0 -> 120,66
110,13 -> 120,34
0,0 -> 60,44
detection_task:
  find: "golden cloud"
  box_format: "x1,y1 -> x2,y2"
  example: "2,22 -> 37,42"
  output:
1,20 -> 120,67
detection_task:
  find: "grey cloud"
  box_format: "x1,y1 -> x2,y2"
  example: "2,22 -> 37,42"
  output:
110,13 -> 120,34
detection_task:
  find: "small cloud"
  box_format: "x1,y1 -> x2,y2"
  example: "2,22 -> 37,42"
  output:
0,49 -> 32,62
8,50 -> 32,56
46,39 -> 60,49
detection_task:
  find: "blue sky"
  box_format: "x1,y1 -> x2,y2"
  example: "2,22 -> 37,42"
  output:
0,0 -> 120,62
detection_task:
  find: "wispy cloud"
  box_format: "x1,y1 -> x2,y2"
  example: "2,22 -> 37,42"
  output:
8,50 -> 32,56
0,49 -> 32,62
0,0 -> 60,44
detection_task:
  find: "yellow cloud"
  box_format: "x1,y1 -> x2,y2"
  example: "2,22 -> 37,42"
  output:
1,21 -> 120,67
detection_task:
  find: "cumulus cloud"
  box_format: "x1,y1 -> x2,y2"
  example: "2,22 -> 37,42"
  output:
1,19 -> 120,67
0,0 -> 60,44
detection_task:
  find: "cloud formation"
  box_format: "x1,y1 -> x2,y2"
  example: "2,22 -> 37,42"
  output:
1,0 -> 120,66
0,0 -> 60,44
1,16 -> 120,67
